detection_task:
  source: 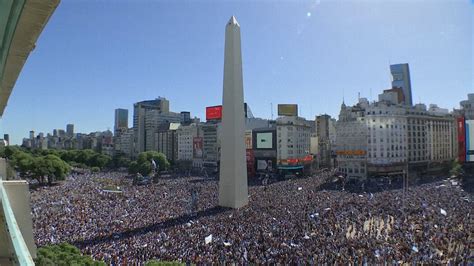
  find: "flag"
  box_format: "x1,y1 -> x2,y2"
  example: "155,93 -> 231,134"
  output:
205,234 -> 213,244
440,208 -> 447,216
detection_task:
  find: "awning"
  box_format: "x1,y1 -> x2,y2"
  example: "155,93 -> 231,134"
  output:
0,0 -> 60,116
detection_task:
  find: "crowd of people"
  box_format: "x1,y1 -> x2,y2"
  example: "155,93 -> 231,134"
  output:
31,170 -> 472,264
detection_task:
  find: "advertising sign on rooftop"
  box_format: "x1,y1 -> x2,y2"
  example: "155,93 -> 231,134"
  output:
206,103 -> 248,121
206,106 -> 223,121
277,104 -> 298,117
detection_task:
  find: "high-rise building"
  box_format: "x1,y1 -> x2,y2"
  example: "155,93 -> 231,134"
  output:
202,122 -> 221,167
3,134 -> 9,144
316,114 -> 334,167
177,123 -> 201,162
58,129 -> 66,139
155,123 -> 180,164
29,130 -> 35,140
66,124 -> 74,138
115,128 -> 134,158
180,111 -> 191,125
390,63 -> 413,106
276,116 -> 311,168
133,97 -> 180,155
114,109 -> 129,134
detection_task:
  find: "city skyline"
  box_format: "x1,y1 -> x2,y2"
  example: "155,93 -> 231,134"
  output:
1,0 -> 472,145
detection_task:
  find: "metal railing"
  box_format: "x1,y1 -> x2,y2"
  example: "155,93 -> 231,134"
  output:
0,178 -> 34,266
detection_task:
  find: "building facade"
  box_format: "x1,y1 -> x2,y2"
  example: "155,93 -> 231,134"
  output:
114,108 -> 129,135
202,122 -> 221,170
155,123 -> 180,164
66,124 -> 74,138
390,63 -> 413,106
133,97 -> 181,156
336,98 -> 456,179
177,123 -> 200,162
276,116 -> 311,168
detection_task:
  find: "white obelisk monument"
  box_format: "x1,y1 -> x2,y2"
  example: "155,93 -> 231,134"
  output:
218,16 -> 248,208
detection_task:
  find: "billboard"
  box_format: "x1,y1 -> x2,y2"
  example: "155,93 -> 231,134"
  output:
245,131 -> 253,150
336,150 -> 367,156
256,132 -> 273,149
206,106 -> 223,121
466,120 -> 474,162
457,117 -> 466,163
254,131 -> 276,150
193,137 -> 203,159
206,103 -> 249,121
278,104 -> 298,117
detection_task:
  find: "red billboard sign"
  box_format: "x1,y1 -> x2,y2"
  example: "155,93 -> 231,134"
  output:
206,105 -> 223,121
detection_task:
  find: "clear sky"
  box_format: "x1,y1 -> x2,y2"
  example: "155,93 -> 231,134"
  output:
1,0 -> 472,144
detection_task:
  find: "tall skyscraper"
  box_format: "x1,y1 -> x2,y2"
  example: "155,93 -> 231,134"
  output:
66,124 -> 74,138
3,134 -> 9,144
219,16 -> 248,209
390,63 -> 413,106
114,109 -> 129,133
29,130 -> 35,140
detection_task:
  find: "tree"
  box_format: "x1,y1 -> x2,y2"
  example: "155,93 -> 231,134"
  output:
31,155 -> 71,185
129,151 -> 170,176
110,153 -> 131,169
35,243 -> 105,266
89,153 -> 111,169
11,150 -> 35,177
4,145 -> 20,160
128,161 -> 139,175
450,159 -> 463,177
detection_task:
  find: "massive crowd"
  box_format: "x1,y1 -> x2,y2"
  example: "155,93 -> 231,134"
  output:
31,170 -> 472,264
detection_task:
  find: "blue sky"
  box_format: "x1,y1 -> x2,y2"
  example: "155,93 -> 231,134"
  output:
1,0 -> 472,144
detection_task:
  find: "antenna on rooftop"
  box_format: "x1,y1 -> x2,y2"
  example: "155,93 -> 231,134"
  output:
271,102 -> 274,120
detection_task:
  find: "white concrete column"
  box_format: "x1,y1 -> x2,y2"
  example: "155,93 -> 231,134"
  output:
218,16 -> 248,208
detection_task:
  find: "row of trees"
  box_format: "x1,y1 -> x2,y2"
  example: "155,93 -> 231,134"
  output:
35,243 -> 182,266
1,146 -> 70,185
1,146 -> 171,182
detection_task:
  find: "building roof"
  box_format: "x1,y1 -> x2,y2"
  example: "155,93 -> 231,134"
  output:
0,0 -> 60,116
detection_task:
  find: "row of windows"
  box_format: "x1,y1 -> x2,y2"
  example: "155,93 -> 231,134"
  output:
339,167 -> 366,174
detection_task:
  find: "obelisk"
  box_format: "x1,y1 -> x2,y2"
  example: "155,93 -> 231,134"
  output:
218,16 -> 248,208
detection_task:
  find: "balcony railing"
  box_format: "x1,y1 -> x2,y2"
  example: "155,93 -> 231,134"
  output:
0,178 -> 35,266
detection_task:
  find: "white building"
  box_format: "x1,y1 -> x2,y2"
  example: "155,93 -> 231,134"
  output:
336,101 -> 368,178
276,116 -> 311,166
336,98 -> 456,179
177,124 -> 199,161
